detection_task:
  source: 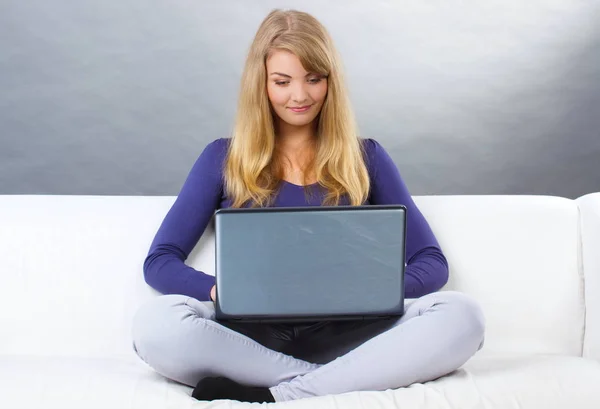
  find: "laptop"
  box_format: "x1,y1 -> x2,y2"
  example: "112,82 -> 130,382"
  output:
213,205 -> 407,323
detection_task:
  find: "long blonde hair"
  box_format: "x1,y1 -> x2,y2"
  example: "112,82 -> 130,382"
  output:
224,9 -> 370,207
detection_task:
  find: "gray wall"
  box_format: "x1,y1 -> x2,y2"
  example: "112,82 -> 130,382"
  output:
1,0 -> 599,198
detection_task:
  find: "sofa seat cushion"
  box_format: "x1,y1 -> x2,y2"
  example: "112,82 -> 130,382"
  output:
0,355 -> 194,408
1,355 -> 599,409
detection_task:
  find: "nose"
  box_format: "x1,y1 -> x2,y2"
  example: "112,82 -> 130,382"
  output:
290,82 -> 309,104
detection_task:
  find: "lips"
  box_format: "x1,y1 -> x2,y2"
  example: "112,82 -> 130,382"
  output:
288,105 -> 312,113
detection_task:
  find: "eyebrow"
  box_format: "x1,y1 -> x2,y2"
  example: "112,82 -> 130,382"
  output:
269,72 -> 292,78
269,72 -> 323,78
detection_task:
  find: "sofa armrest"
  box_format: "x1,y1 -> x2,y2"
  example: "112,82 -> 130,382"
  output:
577,192 -> 600,360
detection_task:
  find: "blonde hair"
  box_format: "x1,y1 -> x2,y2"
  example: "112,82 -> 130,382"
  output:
224,9 -> 370,207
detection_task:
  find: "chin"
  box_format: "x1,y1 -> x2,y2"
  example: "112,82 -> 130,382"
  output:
282,115 -> 318,127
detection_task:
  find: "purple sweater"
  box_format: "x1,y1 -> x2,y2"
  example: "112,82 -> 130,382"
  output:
144,138 -> 449,301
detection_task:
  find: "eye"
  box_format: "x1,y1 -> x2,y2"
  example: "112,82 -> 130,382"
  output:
274,81 -> 289,86
308,77 -> 323,84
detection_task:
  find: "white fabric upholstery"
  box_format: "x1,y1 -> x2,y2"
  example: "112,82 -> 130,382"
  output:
414,195 -> 585,358
1,193 -> 599,408
1,355 -> 598,409
0,196 -> 163,358
576,192 -> 600,360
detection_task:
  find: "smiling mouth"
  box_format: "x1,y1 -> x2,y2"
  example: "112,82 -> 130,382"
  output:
288,105 -> 312,112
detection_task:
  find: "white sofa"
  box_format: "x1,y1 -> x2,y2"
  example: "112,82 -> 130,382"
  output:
1,193 -> 600,409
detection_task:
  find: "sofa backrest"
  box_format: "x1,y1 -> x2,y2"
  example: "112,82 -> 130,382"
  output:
415,195 -> 584,358
0,195 -> 585,360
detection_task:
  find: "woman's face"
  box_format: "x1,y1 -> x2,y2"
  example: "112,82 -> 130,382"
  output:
266,50 -> 328,129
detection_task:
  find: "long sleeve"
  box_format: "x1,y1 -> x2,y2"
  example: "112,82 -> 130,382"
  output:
365,138 -> 449,298
143,138 -> 229,301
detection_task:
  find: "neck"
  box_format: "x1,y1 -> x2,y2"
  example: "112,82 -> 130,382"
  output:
274,119 -> 317,171
275,119 -> 316,151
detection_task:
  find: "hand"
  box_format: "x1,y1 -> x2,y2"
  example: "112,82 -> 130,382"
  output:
210,285 -> 216,302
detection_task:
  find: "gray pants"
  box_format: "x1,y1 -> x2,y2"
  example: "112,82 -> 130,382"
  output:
131,291 -> 485,401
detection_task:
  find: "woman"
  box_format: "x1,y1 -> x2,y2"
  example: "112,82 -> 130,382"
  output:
132,9 -> 485,403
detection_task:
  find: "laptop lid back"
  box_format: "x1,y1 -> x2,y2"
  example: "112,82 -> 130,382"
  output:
214,205 -> 406,322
